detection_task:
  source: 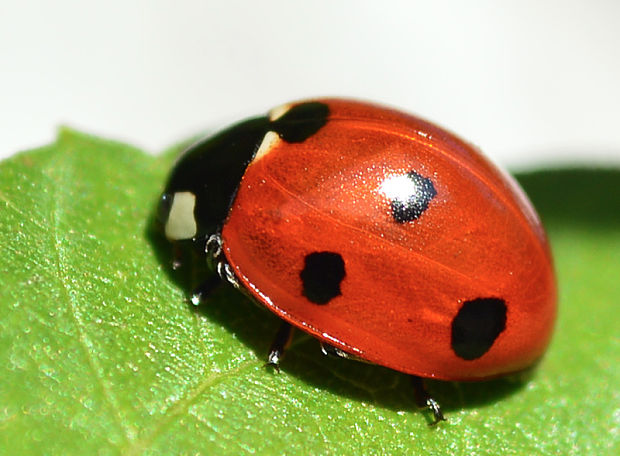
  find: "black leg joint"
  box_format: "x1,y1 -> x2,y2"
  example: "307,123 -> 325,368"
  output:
411,376 -> 446,426
266,322 -> 294,372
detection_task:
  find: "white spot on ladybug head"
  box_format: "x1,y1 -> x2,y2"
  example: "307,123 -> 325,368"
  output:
268,103 -> 292,121
165,191 -> 197,240
253,131 -> 280,162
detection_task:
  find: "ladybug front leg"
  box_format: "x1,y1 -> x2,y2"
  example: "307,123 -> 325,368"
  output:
266,322 -> 294,372
411,376 -> 446,426
171,243 -> 184,270
190,274 -> 221,306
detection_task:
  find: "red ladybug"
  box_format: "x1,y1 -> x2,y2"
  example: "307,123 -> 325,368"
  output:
157,99 -> 556,424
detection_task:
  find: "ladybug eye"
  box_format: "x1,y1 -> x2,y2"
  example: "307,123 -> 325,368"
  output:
379,171 -> 437,223
157,193 -> 172,226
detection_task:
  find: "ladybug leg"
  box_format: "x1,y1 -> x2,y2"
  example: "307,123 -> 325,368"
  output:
206,234 -> 241,290
411,376 -> 446,426
320,343 -> 350,359
320,343 -> 369,363
266,322 -> 294,372
189,275 -> 221,306
171,243 -> 184,270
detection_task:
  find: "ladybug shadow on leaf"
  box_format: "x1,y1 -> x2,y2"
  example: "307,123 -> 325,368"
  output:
146,166 -> 620,423
256,325 -> 533,419
146,221 -> 528,422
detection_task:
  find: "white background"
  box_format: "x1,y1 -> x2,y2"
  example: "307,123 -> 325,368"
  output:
1,0 -> 619,169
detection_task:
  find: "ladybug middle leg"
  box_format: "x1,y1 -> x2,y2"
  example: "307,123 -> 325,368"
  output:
266,321 -> 294,372
411,376 -> 446,426
323,344 -> 446,425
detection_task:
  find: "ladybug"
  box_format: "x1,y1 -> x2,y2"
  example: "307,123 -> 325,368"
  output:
157,99 -> 556,425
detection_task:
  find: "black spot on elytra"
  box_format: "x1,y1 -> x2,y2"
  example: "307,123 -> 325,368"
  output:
451,298 -> 507,360
300,251 -> 345,304
271,102 -> 330,143
389,171 -> 437,223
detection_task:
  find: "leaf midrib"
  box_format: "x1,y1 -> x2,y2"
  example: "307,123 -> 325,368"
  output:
48,151 -> 130,445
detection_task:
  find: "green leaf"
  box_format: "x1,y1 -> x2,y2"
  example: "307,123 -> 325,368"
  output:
1,129 -> 618,455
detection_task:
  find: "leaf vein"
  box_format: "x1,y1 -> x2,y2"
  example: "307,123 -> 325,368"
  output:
49,155 -> 132,445
124,359 -> 260,455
